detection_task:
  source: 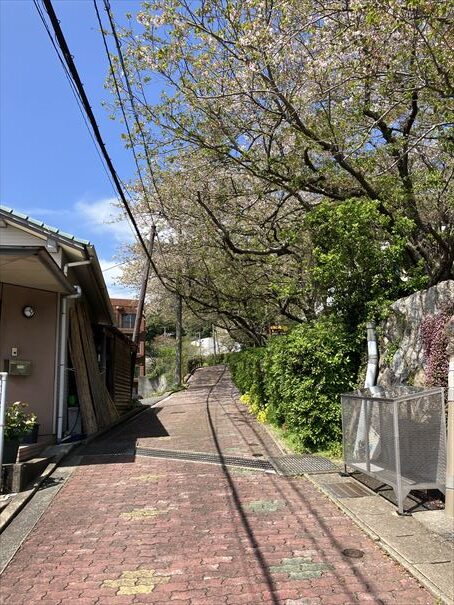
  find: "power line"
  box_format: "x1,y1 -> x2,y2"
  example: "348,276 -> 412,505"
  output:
103,0 -> 163,206
94,0 -> 172,274
93,0 -> 154,218
41,0 -> 153,267
33,0 -> 119,201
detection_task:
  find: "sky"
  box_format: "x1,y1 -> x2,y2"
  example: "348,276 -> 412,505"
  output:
0,0 -> 154,297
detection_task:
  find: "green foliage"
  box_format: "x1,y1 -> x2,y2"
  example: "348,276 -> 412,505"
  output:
187,353 -> 229,374
4,402 -> 37,441
147,335 -> 197,387
228,316 -> 358,451
306,199 -> 425,327
229,347 -> 267,412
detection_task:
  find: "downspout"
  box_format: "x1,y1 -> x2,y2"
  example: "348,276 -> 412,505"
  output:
354,322 -> 379,458
365,321 -> 378,388
56,260 -> 91,441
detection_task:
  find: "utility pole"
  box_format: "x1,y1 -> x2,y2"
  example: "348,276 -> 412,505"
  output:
174,293 -> 183,387
133,227 -> 156,346
212,324 -> 217,356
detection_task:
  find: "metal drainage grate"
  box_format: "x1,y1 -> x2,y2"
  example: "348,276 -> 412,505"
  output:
323,481 -> 373,499
136,447 -> 275,472
268,455 -> 340,476
82,449 -> 136,457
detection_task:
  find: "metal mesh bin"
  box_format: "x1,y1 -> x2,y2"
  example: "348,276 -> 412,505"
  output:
341,385 -> 446,514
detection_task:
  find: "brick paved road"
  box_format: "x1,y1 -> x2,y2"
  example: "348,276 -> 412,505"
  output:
0,366 -> 435,605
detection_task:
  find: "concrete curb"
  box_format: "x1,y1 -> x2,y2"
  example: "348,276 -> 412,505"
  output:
253,418 -> 452,605
0,447 -> 74,534
304,474 -> 453,605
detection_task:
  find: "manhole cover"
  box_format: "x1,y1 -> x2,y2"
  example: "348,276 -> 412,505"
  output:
324,481 -> 373,498
342,548 -> 364,559
268,455 -> 340,476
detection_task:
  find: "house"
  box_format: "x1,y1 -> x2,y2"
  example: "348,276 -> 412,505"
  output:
110,298 -> 146,395
0,205 -> 135,445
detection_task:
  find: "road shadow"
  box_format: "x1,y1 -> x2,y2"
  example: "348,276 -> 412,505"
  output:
75,407 -> 169,465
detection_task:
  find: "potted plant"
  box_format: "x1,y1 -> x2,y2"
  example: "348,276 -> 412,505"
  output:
3,402 -> 38,464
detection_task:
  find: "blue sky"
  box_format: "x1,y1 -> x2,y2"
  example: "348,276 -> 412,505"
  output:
0,0 -> 153,296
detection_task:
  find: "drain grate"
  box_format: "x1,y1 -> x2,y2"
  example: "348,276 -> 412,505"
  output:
268,455 -> 340,476
323,481 -> 373,498
136,447 -> 275,472
81,444 -> 135,456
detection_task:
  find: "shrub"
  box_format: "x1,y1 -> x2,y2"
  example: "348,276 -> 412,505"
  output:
229,348 -> 266,411
228,316 -> 358,451
4,402 -> 37,441
420,304 -> 454,387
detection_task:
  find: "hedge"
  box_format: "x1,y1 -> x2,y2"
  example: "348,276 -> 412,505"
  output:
228,316 -> 358,451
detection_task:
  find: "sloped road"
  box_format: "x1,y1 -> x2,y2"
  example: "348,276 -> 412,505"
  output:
0,366 -> 435,604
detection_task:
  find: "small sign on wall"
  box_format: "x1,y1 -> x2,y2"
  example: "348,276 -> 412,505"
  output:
4,360 -> 32,376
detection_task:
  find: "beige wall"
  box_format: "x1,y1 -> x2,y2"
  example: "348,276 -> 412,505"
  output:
0,284 -> 58,438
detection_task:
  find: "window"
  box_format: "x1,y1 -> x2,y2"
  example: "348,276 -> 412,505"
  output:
121,313 -> 136,329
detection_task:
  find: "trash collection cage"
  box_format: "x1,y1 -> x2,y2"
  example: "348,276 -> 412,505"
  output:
341,385 -> 446,514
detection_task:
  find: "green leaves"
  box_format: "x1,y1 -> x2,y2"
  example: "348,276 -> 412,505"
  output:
4,402 -> 37,441
229,316 -> 357,451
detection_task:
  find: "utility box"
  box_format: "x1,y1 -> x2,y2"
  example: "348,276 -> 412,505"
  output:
5,360 -> 32,376
341,385 -> 446,514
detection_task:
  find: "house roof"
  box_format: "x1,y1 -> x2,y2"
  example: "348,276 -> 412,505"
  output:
0,205 -> 115,325
0,205 -> 91,246
0,246 -> 75,294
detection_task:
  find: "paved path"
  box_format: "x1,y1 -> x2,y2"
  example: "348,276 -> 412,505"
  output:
0,366 -> 436,604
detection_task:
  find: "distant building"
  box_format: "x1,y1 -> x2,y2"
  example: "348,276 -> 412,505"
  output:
111,298 -> 146,394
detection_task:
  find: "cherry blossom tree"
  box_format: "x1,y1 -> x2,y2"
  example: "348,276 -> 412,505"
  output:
110,0 -> 453,340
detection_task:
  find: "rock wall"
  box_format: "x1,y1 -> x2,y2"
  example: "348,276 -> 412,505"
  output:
378,280 -> 454,386
138,373 -> 168,397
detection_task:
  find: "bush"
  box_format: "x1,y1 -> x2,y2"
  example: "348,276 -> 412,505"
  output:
229,348 -> 266,411
228,316 -> 358,451
147,335 -> 198,387
420,303 -> 454,388
187,353 -> 229,374
4,402 -> 37,441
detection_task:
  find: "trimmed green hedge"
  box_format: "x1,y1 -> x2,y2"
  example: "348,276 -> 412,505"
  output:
228,316 -> 358,451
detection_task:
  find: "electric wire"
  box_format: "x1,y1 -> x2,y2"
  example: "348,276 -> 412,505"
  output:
33,0 -> 121,209
93,0 -> 154,218
94,0 -> 173,275
41,0 -> 153,268
103,0 -> 165,209
98,0 -> 170,263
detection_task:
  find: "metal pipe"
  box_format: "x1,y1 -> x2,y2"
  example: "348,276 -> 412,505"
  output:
56,257 -> 92,442
63,260 -> 92,276
57,285 -> 83,441
0,372 -> 8,486
445,318 -> 454,518
57,259 -> 91,442
365,321 -> 378,388
353,322 -> 379,459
